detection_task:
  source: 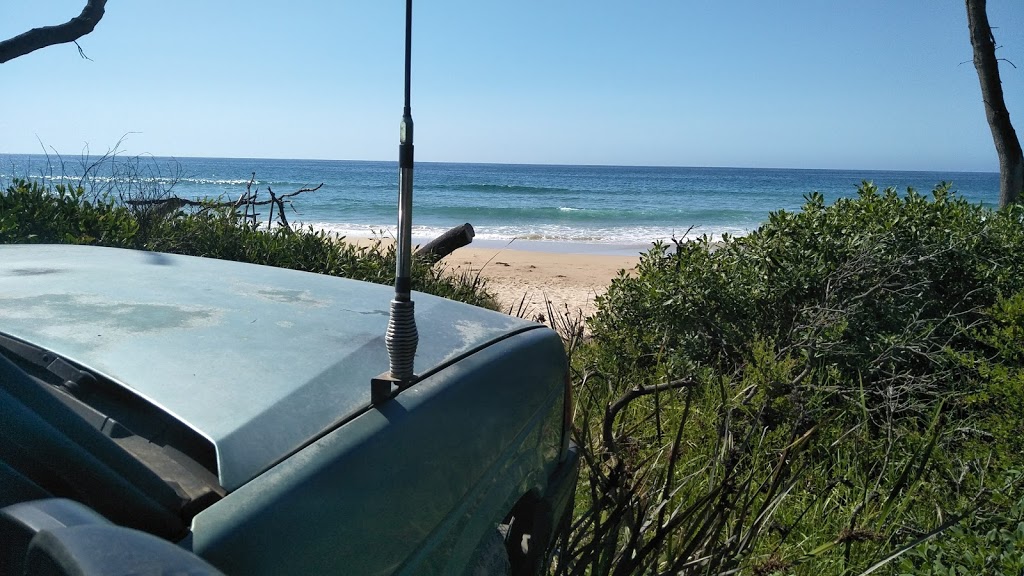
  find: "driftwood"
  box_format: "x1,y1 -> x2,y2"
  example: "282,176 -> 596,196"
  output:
126,177 -> 473,250
125,184 -> 323,210
415,223 -> 475,262
124,174 -> 323,232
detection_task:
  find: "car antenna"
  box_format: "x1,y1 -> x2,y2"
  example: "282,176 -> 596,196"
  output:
372,0 -> 418,404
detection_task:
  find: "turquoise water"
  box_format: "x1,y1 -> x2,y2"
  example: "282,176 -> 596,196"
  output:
1,154 -> 1000,254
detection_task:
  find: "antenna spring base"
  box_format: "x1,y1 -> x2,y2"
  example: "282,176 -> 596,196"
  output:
385,298 -> 418,382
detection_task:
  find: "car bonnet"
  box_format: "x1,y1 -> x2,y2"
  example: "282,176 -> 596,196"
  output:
0,244 -> 538,491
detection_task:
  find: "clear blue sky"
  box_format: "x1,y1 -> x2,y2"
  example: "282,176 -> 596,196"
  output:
1,1 -> 1021,172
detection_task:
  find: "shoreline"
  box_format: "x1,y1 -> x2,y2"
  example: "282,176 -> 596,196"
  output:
440,237 -> 657,257
351,230 -> 661,257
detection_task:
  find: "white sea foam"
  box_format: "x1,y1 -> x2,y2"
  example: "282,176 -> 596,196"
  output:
297,221 -> 752,248
180,177 -> 254,186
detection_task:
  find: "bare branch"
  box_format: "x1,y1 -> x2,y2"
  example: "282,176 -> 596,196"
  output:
603,377 -> 699,455
126,183 -> 323,210
266,186 -> 292,232
0,0 -> 107,64
73,40 -> 92,61
278,183 -> 324,199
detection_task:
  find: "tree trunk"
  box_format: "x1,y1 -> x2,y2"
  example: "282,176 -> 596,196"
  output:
0,0 -> 107,64
966,0 -> 1024,206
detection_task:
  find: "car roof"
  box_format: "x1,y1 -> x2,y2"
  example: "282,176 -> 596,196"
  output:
0,244 -> 537,490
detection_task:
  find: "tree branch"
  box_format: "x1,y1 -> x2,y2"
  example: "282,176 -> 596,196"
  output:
0,0 -> 107,64
602,377 -> 699,455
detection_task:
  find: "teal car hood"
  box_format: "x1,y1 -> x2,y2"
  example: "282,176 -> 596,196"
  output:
0,244 -> 538,491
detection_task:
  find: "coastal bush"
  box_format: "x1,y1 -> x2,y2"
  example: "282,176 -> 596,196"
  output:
561,183 -> 1024,574
0,179 -> 138,246
0,178 -> 498,309
591,183 -> 1024,385
895,470 -> 1024,576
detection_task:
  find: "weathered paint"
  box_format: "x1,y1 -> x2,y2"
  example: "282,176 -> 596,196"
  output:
0,245 -> 539,491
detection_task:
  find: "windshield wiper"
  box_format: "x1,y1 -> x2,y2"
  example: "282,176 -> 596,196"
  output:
0,333 -> 96,396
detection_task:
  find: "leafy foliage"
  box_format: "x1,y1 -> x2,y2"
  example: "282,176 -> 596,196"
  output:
896,471 -> 1024,576
0,179 -> 138,246
559,183 -> 1024,575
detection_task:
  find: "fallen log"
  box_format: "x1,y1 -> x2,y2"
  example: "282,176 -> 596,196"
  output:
415,223 -> 475,262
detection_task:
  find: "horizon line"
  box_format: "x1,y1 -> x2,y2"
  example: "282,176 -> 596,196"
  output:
0,151 -> 1000,176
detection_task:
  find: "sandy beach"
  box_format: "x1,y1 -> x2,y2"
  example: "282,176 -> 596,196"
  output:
435,244 -> 640,320
347,236 -> 642,319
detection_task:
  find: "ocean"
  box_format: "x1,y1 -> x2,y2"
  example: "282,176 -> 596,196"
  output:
0,154 -> 1001,255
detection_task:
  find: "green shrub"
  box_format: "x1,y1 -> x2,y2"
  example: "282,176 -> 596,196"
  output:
0,179 -> 498,310
592,183 -> 1024,388
563,183 -> 1024,575
896,472 -> 1024,576
947,291 -> 1024,467
0,179 -> 138,246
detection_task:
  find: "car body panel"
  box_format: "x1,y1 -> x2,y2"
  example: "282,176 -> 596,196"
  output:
189,327 -> 568,575
0,245 -> 539,491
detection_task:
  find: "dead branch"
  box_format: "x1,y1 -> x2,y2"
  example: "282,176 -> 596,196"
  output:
125,178 -> 322,231
234,173 -> 257,209
266,186 -> 291,232
603,376 -> 699,457
125,197 -> 204,209
126,182 -> 322,210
